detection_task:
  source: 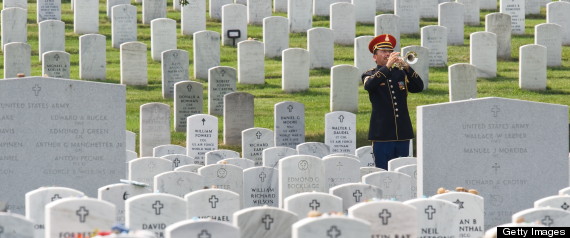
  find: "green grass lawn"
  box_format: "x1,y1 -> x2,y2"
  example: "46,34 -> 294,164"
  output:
1,1 -> 569,154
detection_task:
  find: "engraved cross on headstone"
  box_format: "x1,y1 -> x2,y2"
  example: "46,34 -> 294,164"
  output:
198,229 -> 212,238
32,84 -> 42,96
336,162 -> 343,170
453,199 -> 464,209
262,214 -> 274,230
256,131 -> 262,139
309,199 -> 320,211
383,177 -> 392,188
327,226 -> 342,238
425,205 -> 436,220
173,158 -> 181,168
338,115 -> 344,123
202,118 -> 206,125
209,195 -> 219,208
187,84 -> 193,92
353,190 -> 363,202
491,105 -> 500,117
287,105 -> 294,112
492,163 -> 500,174
51,194 -> 62,201
561,202 -> 569,210
259,172 -> 267,182
542,216 -> 554,227
76,206 -> 89,223
152,201 -> 164,215
54,54 -> 60,61
379,209 -> 391,225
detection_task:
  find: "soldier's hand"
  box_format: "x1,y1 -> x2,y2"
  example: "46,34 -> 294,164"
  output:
386,52 -> 400,68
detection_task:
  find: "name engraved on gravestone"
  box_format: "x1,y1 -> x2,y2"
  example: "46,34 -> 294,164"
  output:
175,82 -> 203,132
274,101 -> 305,148
187,114 -> 218,165
243,167 -> 279,208
37,0 -> 61,23
501,0 -> 525,35
418,97 -> 568,228
242,128 -> 275,166
126,194 -> 186,237
325,112 -> 356,154
162,50 -> 189,99
199,164 -> 243,196
433,192 -> 485,237
185,189 -> 240,222
278,155 -> 326,205
208,66 -> 236,115
395,0 -> 420,34
112,4 -> 137,49
42,51 -> 70,79
0,77 -> 125,215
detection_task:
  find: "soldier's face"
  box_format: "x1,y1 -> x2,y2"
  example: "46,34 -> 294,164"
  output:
373,50 -> 392,66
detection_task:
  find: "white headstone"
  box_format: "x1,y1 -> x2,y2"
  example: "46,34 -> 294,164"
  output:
222,4 -> 248,46
284,192 -> 343,218
439,2 -> 465,45
535,23 -> 562,67
233,206 -> 298,238
329,183 -> 383,213
208,66 -> 236,115
0,212 -> 34,238
41,51 -> 70,78
282,48 -> 310,92
457,0 -> 480,26
511,207 -> 570,226
98,183 -> 149,224
404,198 -> 460,238
470,31 -> 498,78
330,3 -> 355,45
354,36 -> 376,74
330,65 -> 359,113
46,198 -> 115,238
218,158 -> 255,169
279,155 -> 326,205
289,0 -> 313,33
376,0 -> 393,11
308,28 -> 334,69
324,111 -> 357,154
185,189 -> 241,222
486,13 -> 512,60
151,18 -> 177,62
37,0 -> 61,23
375,14 -> 401,52
224,92 -> 255,146
74,0 -> 98,34
120,42 -> 148,86
480,0 -> 497,10
154,171 -> 205,197
292,215 -> 371,238
107,0 -> 130,20
79,34 -> 106,80
205,150 -> 240,165
247,0 -> 271,25
274,101 -> 306,148
38,20 -> 65,62
175,81 -> 203,132
143,0 -> 167,24
263,147 -> 298,168
238,40 -> 265,84
394,164 -> 417,197
125,193 -> 186,236
387,157 -> 416,171
421,25 -> 447,67
296,142 -> 331,158
140,103 -> 171,157
355,146 -> 376,167
500,0 -> 525,35
199,164 -> 244,196
126,131 -> 136,152
162,154 -> 196,169
166,220 -> 240,238
263,16 -> 289,58
153,145 -> 187,157
128,157 -> 172,187
186,115 -> 218,165
417,97 -> 569,227
175,164 -> 203,173
162,49 -> 189,99
420,0 -> 439,18
112,4 -> 137,49
323,156 -> 360,190
348,201 -> 418,238
3,0 -> 27,9
181,0 -> 206,35
519,44 -> 547,90
546,2 -> 570,45
362,171 -> 413,201
449,63 -> 477,101
534,195 -> 570,212
209,0 -> 233,20
1,7 -> 27,51
432,192 -> 486,238
3,42 -> 31,78
25,187 -> 84,238
242,128 -> 275,166
395,0 -> 420,34
194,31 -> 221,80
313,0 -> 331,16
243,167 -> 280,207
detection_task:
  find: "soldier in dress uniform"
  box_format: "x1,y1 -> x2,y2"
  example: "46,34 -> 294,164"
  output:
362,34 -> 424,170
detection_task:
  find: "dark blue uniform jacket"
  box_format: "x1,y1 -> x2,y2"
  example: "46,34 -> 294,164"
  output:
362,65 -> 424,141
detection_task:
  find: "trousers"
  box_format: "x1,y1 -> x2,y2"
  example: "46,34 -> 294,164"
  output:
372,140 -> 410,170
